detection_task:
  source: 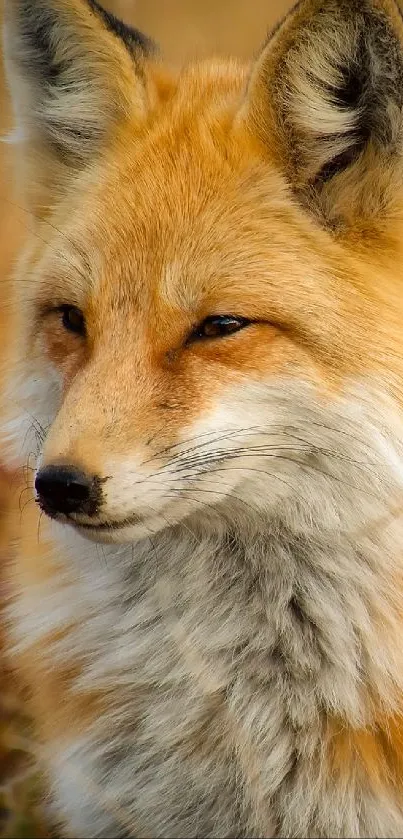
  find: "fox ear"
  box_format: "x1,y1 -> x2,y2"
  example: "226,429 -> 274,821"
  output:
3,0 -> 154,204
243,0 -> 403,231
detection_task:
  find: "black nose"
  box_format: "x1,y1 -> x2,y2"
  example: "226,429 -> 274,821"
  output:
35,465 -> 100,517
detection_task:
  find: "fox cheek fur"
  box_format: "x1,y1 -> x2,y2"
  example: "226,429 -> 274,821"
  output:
4,0 -> 403,836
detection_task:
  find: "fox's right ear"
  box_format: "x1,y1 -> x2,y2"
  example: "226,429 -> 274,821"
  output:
3,0 -> 154,207
241,0 -> 403,233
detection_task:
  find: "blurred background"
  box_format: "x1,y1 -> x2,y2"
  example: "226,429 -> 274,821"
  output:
0,1 -> 292,836
111,0 -> 294,62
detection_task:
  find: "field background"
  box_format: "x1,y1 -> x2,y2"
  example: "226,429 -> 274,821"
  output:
0,0 -> 291,836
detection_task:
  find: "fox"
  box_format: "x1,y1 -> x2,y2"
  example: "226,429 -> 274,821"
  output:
3,0 -> 403,835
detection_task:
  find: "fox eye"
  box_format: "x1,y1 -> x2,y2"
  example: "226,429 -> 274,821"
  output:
58,305 -> 86,336
191,315 -> 250,342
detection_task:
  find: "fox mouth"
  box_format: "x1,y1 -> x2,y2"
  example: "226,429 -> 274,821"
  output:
77,516 -> 142,532
38,501 -> 143,532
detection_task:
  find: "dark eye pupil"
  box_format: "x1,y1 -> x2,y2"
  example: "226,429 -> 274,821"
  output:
60,305 -> 85,336
194,315 -> 249,341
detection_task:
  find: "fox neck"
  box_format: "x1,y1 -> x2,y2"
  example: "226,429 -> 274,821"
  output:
11,487 -> 403,837
55,503 -> 403,728
187,513 -> 403,724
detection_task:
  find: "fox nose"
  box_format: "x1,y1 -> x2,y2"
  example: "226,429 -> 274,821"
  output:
35,465 -> 100,516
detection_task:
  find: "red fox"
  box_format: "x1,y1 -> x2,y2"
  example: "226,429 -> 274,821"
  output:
3,0 -> 403,835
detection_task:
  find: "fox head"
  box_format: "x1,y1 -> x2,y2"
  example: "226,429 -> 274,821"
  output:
4,0 -> 403,543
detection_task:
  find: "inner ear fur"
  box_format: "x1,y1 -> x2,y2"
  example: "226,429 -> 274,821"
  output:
3,0 -> 155,207
243,0 -> 403,231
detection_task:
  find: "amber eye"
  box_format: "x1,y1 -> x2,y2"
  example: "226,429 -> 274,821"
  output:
190,315 -> 250,342
58,305 -> 86,336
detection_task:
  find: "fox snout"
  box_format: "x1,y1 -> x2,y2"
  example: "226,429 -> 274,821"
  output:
35,464 -> 104,520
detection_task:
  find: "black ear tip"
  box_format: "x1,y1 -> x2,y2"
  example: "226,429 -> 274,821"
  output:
5,0 -> 156,170
87,0 -> 156,56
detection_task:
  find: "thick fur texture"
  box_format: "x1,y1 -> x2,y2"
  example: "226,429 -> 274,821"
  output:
3,0 -> 403,836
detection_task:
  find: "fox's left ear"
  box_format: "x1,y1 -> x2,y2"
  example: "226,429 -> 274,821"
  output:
242,0 -> 403,231
3,0 -> 155,209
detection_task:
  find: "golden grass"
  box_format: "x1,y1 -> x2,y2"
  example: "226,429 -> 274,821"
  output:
0,680 -> 51,839
0,465 -> 51,839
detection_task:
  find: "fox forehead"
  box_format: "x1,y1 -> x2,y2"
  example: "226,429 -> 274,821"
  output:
42,91 -> 340,330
